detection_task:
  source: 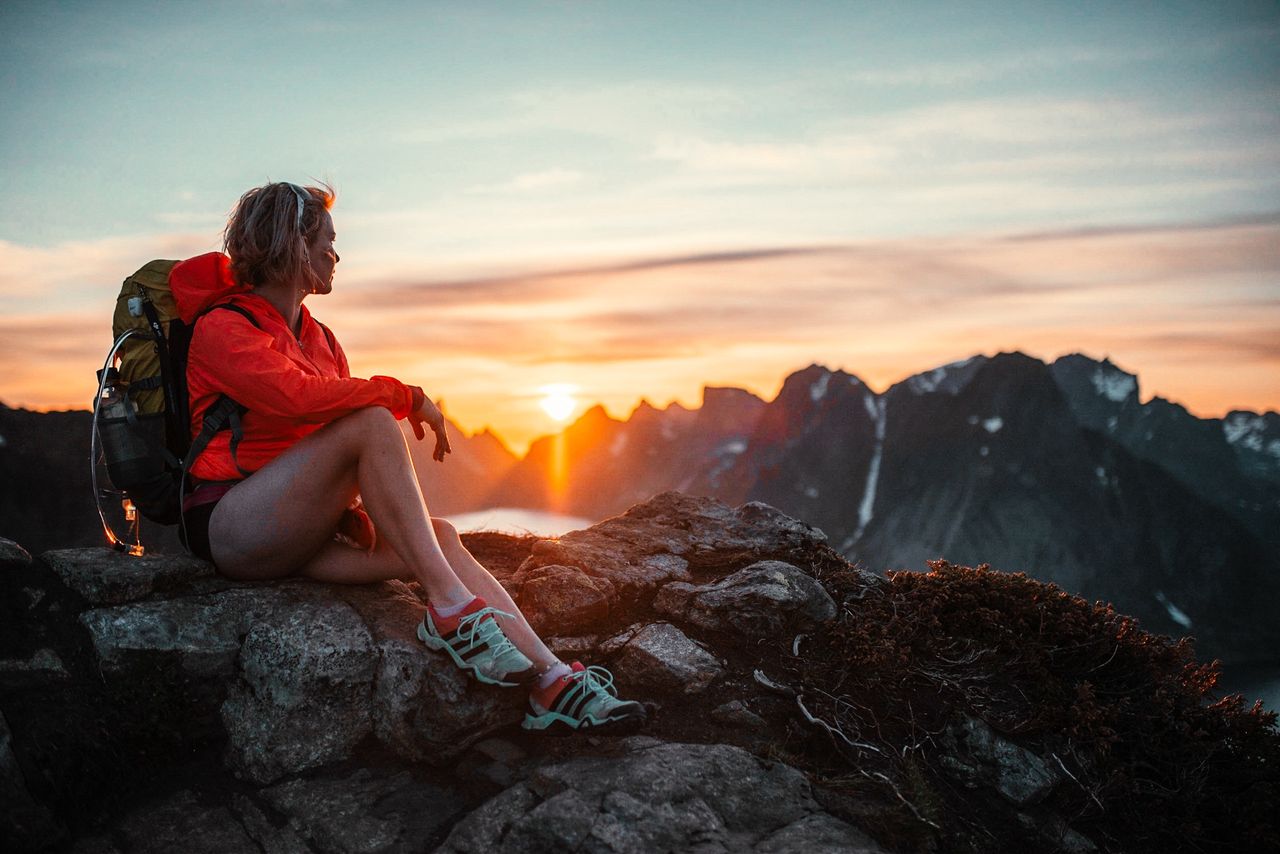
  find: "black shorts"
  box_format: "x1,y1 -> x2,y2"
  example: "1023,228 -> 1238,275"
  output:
180,481 -> 239,565
179,501 -> 219,564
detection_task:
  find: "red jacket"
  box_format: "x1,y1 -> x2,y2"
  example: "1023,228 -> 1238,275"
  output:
170,253 -> 415,481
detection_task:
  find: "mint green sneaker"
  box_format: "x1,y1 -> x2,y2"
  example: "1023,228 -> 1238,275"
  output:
417,597 -> 535,687
522,662 -> 648,735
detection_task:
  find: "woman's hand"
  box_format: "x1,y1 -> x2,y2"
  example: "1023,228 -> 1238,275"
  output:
408,388 -> 452,462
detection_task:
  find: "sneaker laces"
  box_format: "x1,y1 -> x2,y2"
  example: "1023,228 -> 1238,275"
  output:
569,664 -> 619,701
455,606 -> 520,660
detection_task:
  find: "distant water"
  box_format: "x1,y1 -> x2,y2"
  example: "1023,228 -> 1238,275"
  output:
447,507 -> 597,537
1218,662 -> 1280,713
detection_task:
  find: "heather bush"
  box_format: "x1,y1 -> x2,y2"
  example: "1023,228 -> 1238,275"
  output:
792,557 -> 1280,853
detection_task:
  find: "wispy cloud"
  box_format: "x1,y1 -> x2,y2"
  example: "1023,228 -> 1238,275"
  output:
468,168 -> 586,195
4,218 -> 1276,448
1,233 -> 218,315
841,44 -> 1163,88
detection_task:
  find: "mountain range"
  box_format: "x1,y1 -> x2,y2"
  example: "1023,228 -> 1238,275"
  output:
467,352 -> 1280,660
4,351 -> 1278,659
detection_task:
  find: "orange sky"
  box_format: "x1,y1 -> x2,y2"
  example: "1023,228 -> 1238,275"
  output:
4,217 -> 1276,455
3,5 -> 1278,455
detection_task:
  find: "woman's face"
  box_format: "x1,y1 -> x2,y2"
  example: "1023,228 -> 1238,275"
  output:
306,210 -> 339,295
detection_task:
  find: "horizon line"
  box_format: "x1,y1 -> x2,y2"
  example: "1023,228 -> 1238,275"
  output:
8,348 -> 1273,459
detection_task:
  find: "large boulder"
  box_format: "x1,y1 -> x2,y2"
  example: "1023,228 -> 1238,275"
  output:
80,587 -> 294,680
939,716 -> 1063,806
369,637 -> 523,765
71,566 -> 524,782
512,493 -> 828,620
221,597 -> 378,783
110,790 -> 260,854
41,547 -> 221,606
604,622 -> 724,694
655,559 -> 837,637
439,738 -> 886,853
512,564 -> 612,635
0,537 -> 32,567
336,581 -> 524,765
260,766 -> 467,854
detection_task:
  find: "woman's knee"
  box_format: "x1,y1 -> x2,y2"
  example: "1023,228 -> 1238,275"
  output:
327,406 -> 403,449
344,405 -> 400,431
431,517 -> 461,547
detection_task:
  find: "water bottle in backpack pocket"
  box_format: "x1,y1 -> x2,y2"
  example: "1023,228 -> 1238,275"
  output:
94,365 -> 182,526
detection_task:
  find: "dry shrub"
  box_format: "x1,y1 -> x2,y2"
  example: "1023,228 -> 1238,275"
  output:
794,558 -> 1279,853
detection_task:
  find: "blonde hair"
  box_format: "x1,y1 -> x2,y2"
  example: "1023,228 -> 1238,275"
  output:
223,181 -> 335,287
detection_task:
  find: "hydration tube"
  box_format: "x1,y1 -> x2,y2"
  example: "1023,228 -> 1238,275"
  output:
91,329 -> 146,556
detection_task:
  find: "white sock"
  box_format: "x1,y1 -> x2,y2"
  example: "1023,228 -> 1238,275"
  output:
433,593 -> 476,617
537,661 -> 573,689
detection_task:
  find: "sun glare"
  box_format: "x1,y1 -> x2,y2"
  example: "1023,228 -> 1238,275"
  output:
539,384 -> 578,423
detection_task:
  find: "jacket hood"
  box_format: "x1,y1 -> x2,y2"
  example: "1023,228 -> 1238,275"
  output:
170,252 -> 249,323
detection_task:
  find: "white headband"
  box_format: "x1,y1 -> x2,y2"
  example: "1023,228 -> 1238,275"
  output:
284,183 -> 309,232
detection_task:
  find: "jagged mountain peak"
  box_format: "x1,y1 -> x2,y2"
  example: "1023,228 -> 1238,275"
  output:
698,386 -> 766,430
895,354 -> 990,397
1225,409 -> 1280,447
1223,409 -> 1280,480
1051,352 -> 1140,406
470,427 -> 514,455
701,385 -> 764,407
628,398 -> 694,418
574,403 -> 615,426
774,363 -> 865,406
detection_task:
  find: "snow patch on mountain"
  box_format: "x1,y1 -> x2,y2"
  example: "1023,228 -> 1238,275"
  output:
1223,412 -> 1264,444
908,367 -> 948,395
1222,412 -> 1278,456
906,356 -> 983,396
1091,367 -> 1137,403
697,439 -> 750,490
843,393 -> 887,553
1155,591 -> 1193,629
969,415 -> 1003,432
810,373 -> 830,402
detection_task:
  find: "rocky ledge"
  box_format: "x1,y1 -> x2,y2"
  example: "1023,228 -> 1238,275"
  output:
1,492 -> 1276,853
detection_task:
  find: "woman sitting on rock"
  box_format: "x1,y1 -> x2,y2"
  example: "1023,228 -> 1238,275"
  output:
174,180 -> 645,735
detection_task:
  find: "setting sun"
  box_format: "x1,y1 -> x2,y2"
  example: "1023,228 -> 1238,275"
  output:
538,384 -> 579,423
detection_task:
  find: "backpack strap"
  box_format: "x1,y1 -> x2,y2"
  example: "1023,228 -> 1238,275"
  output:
183,396 -> 250,477
136,286 -> 179,427
206,302 -> 261,333
184,302 -> 262,479
132,285 -> 188,464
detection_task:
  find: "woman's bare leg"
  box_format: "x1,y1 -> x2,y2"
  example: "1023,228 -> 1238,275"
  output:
295,535 -> 409,584
432,518 -> 559,670
207,407 -> 469,605
300,517 -> 560,671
